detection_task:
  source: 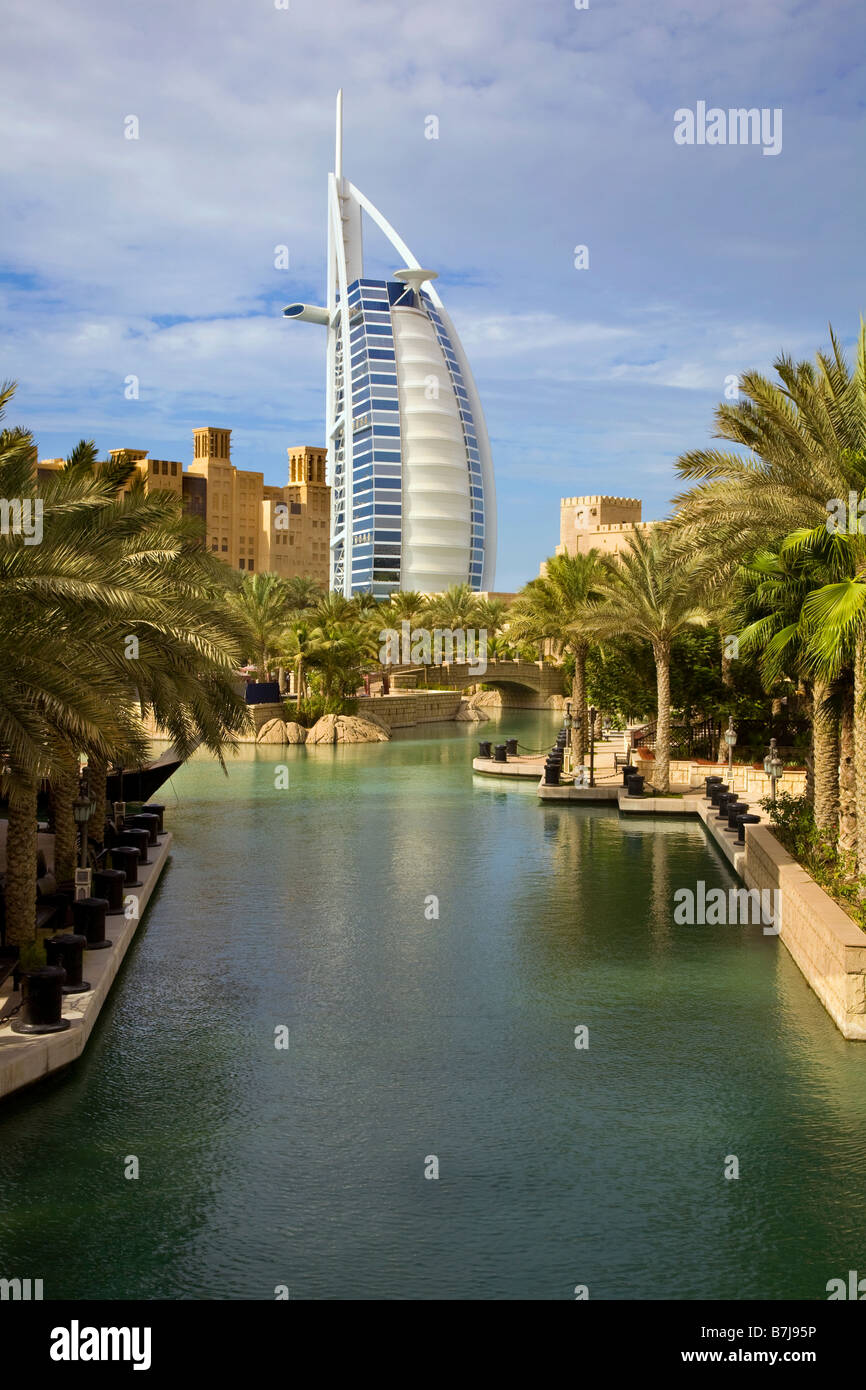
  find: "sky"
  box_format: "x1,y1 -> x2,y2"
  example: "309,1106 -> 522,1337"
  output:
1,0 -> 864,589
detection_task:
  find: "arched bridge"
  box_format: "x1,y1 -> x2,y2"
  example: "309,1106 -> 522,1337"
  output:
390,660 -> 565,707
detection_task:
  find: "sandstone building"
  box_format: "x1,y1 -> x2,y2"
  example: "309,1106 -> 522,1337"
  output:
38,428 -> 331,589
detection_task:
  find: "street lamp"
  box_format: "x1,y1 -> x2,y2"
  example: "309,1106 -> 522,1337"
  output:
724,715 -> 737,782
588,705 -> 597,788
763,737 -> 784,803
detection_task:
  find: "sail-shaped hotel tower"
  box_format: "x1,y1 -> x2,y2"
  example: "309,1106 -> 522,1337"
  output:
284,92 -> 496,598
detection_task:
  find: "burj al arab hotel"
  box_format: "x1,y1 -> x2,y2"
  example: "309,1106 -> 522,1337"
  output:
284,92 -> 496,598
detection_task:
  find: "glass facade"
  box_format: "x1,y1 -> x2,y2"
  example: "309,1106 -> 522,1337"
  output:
334,278 -> 485,596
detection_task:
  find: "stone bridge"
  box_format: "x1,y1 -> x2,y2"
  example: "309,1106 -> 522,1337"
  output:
390,660 -> 565,708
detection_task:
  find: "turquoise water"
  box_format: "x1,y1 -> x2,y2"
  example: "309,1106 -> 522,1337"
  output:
0,711 -> 864,1300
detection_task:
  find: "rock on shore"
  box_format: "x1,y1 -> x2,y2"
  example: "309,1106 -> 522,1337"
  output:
307,714 -> 390,744
455,699 -> 490,721
256,718 -> 308,744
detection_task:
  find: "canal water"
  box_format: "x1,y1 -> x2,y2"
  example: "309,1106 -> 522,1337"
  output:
0,711 -> 864,1301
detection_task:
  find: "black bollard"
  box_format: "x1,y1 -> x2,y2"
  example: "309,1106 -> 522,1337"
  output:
709,783 -> 729,806
45,934 -> 90,994
493,744 -> 507,763
544,764 -> 560,785
621,764 -> 637,787
717,792 -> 735,819
505,738 -> 518,756
129,813 -> 160,846
626,774 -> 645,796
705,776 -> 723,796
727,800 -> 748,831
110,845 -> 141,887
737,813 -> 762,844
72,897 -> 112,951
478,740 -> 492,760
141,804 -> 165,833
11,967 -> 70,1034
93,867 -> 126,915
119,827 -> 150,866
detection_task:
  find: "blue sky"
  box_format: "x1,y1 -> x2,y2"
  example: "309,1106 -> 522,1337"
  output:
2,0 -> 864,589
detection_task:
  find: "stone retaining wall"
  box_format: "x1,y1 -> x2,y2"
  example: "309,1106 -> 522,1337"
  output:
355,693 -> 463,728
741,825 -> 866,1040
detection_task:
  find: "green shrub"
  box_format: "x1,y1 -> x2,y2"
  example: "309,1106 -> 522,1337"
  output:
760,792 -> 866,929
290,694 -> 358,728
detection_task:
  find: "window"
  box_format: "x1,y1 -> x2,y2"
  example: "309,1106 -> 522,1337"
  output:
239,558 -> 245,570
221,541 -> 228,552
171,462 -> 178,476
161,461 -> 168,475
248,562 -> 254,572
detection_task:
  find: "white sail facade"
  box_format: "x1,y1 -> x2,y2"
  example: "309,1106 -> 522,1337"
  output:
284,92 -> 496,597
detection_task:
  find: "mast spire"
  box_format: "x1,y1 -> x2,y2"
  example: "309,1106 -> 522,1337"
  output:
335,89 -> 343,181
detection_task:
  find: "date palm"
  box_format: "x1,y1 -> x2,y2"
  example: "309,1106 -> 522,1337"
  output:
226,572 -> 290,680
1,388 -> 248,943
734,544 -> 845,833
508,551 -> 606,761
579,531 -> 708,792
423,583 -> 482,632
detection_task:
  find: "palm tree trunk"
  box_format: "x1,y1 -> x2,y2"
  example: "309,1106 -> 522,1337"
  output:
839,682 -> 857,855
5,773 -> 38,947
855,629 -> 866,888
812,682 -> 839,833
52,747 -> 79,883
654,642 -> 671,793
89,755 -> 108,848
571,644 -> 587,763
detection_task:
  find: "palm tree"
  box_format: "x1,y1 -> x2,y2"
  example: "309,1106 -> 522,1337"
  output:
279,621 -> 317,700
581,531 -> 708,792
284,575 -> 324,616
670,324 -> 866,849
475,597 -> 508,637
388,591 -> 427,628
734,543 -> 844,833
508,551 -> 606,761
226,572 -> 290,679
423,583 -> 482,631
313,591 -> 357,626
0,391 -> 249,943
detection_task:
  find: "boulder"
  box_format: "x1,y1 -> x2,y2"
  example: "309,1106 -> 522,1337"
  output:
284,721 -> 307,744
455,700 -> 490,722
307,714 -> 390,745
469,690 -> 501,708
257,718 -> 288,744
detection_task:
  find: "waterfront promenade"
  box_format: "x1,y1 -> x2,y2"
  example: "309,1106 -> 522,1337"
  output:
0,829 -> 172,1098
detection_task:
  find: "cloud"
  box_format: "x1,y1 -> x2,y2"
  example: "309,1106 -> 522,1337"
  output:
1,0 -> 862,586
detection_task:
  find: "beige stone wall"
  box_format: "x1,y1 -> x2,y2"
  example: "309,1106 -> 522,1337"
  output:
355,693 -> 463,728
664,759 -> 807,798
742,825 -> 866,1040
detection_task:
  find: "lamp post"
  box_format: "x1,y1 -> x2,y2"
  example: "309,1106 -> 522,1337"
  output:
589,705 -> 597,788
724,715 -> 737,782
763,737 -> 784,803
72,771 -> 95,897
564,702 -> 573,776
